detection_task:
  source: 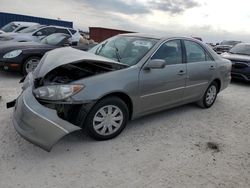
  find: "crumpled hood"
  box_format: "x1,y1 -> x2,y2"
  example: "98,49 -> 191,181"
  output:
33,47 -> 127,78
222,52 -> 250,62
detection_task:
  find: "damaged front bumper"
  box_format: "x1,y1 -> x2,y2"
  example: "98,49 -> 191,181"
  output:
12,87 -> 81,151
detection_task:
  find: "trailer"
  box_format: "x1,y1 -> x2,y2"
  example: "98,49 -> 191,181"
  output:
0,12 -> 73,28
89,27 -> 134,42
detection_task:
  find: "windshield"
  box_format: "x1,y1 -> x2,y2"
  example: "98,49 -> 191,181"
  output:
230,44 -> 250,55
18,25 -> 43,33
88,36 -> 158,66
40,33 -> 68,46
220,41 -> 241,46
1,23 -> 18,32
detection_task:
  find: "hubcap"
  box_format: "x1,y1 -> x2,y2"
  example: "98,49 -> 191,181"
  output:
25,59 -> 40,73
206,85 -> 217,105
93,105 -> 123,136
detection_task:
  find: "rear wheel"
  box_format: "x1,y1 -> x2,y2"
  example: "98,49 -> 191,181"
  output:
197,82 -> 218,108
84,97 -> 129,140
22,57 -> 41,75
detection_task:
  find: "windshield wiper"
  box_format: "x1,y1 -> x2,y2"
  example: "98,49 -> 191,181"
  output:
114,40 -> 121,62
114,46 -> 121,62
96,41 -> 108,55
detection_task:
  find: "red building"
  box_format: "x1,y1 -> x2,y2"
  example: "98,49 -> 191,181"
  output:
89,27 -> 135,42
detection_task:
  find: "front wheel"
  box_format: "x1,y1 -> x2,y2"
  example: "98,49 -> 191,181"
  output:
84,97 -> 129,140
22,57 -> 41,75
197,82 -> 218,108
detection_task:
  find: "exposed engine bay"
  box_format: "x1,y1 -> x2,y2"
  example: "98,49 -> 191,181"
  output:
34,61 -> 127,88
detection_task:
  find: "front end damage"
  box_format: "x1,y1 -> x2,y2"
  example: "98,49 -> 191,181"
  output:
9,47 -> 127,151
12,87 -> 82,151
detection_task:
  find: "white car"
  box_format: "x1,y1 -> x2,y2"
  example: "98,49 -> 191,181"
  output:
0,21 -> 39,34
0,25 -> 81,43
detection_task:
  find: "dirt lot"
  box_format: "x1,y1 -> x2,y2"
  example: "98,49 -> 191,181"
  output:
0,71 -> 249,188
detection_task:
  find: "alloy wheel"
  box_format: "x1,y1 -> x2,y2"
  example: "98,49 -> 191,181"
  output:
25,58 -> 40,73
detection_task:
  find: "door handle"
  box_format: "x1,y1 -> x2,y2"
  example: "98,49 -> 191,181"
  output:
178,70 -> 185,76
210,65 -> 215,70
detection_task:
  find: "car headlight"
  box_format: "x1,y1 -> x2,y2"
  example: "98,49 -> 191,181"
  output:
3,50 -> 22,59
33,84 -> 84,101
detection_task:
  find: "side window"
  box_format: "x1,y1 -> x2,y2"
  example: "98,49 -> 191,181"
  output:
184,40 -> 212,63
15,26 -> 28,32
36,27 -> 56,36
56,28 -> 70,35
152,40 -> 182,65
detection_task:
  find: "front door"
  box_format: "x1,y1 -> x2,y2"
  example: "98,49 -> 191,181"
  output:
139,40 -> 187,114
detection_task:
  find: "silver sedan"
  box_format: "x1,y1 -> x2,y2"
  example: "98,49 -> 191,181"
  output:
9,34 -> 232,151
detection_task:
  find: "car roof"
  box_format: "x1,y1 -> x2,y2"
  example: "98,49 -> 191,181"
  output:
119,33 -> 202,42
47,25 -> 77,30
234,43 -> 250,46
11,22 -> 39,26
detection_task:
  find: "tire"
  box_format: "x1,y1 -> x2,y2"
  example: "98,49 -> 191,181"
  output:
22,56 -> 41,75
197,81 -> 218,108
84,96 -> 129,140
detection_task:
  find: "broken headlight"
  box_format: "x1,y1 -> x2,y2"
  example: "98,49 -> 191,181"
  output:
33,84 -> 84,101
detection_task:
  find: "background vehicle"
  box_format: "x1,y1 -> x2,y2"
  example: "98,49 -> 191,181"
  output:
0,25 -> 81,43
9,34 -> 232,151
0,21 -> 39,34
213,45 -> 232,54
222,43 -> 250,81
0,33 -> 91,75
213,40 -> 241,54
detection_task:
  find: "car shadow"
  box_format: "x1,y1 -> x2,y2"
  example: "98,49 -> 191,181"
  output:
230,79 -> 250,87
0,70 -> 23,79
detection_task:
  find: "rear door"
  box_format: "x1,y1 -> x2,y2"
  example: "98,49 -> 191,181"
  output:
183,40 -> 216,101
139,39 -> 187,113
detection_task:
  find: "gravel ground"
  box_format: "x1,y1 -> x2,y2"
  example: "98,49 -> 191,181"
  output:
0,71 -> 249,188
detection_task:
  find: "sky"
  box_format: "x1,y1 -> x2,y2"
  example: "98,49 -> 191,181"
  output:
1,0 -> 250,43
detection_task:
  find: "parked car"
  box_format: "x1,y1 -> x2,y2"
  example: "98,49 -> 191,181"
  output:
213,40 -> 241,54
0,25 -> 81,43
0,21 -> 39,34
213,45 -> 232,54
221,43 -> 250,81
8,34 -> 231,151
0,33 -> 95,75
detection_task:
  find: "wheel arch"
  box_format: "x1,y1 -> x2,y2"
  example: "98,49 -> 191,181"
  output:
213,78 -> 221,92
98,92 -> 133,120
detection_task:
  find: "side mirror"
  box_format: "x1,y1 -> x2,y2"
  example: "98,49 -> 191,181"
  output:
144,59 -> 165,70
